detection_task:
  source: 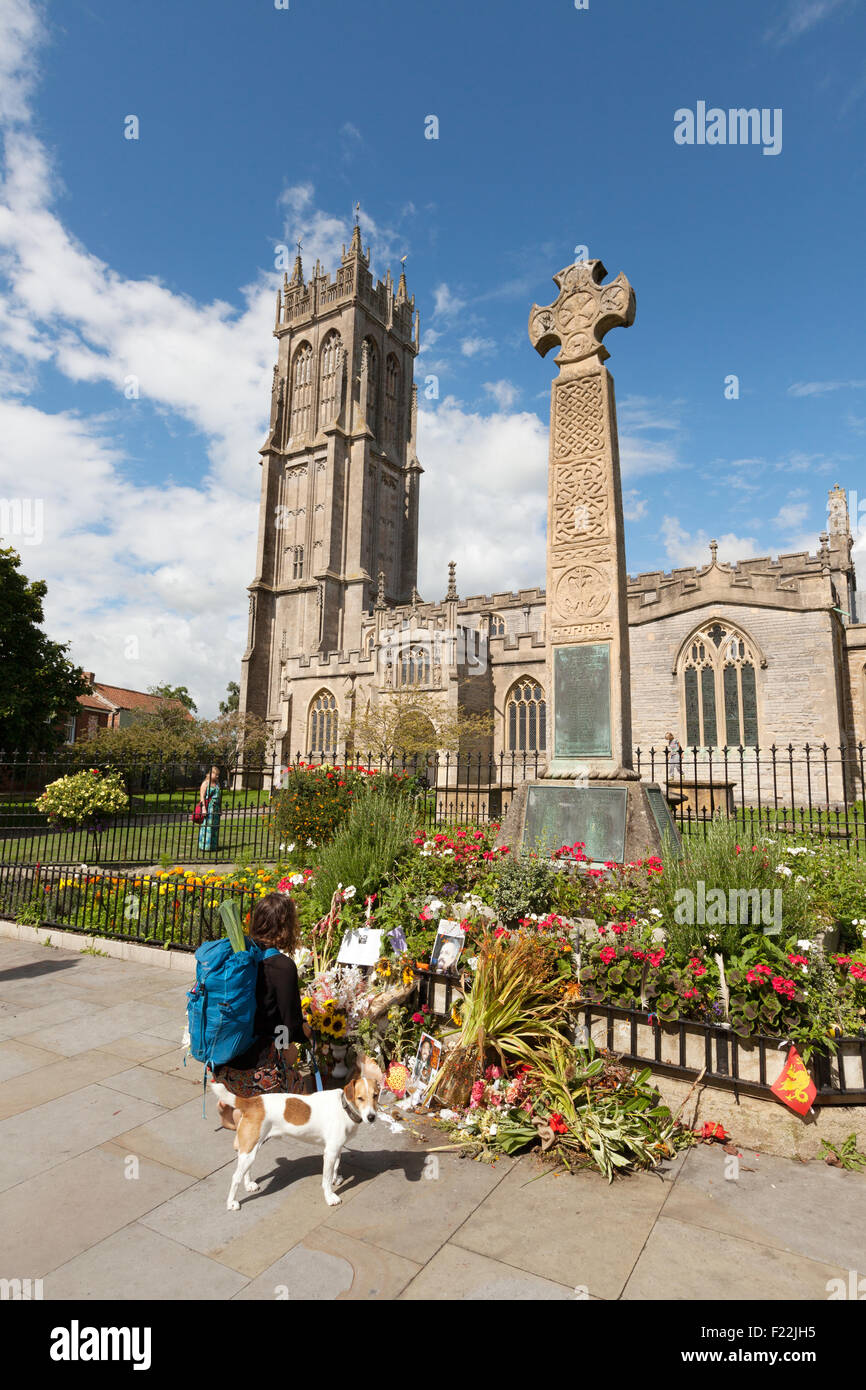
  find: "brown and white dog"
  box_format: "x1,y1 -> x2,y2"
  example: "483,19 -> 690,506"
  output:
210,1058 -> 398,1209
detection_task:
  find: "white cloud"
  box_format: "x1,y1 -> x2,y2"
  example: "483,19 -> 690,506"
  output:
432,283 -> 465,317
416,399 -> 548,598
460,336 -> 496,358
767,0 -> 853,44
622,490 -> 648,522
483,379 -> 520,409
661,516 -> 763,569
772,501 -> 810,532
787,378 -> 866,397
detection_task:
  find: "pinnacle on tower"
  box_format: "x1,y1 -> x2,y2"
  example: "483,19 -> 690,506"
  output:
375,570 -> 386,610
396,256 -> 409,304
288,240 -> 304,288
446,560 -> 458,601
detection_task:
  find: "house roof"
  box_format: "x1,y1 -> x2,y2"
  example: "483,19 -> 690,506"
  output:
76,682 -> 193,718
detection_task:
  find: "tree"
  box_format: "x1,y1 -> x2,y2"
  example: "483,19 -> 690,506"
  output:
148,683 -> 197,713
342,691 -> 494,762
0,547 -> 90,753
219,681 -> 240,715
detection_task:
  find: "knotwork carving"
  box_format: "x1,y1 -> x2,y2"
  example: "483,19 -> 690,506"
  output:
552,458 -> 609,545
554,379 -> 605,457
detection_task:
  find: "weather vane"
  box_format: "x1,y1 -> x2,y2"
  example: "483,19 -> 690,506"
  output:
353,201 -> 361,224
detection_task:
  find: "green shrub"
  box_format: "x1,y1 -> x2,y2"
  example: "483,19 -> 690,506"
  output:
36,767 -> 129,826
485,852 -> 558,927
650,818 -> 813,958
268,762 -> 411,849
309,787 -> 417,919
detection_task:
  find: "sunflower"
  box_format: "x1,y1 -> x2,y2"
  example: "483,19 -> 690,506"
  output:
450,1000 -> 464,1027
375,958 -> 391,979
401,964 -> 415,987
329,1013 -> 348,1040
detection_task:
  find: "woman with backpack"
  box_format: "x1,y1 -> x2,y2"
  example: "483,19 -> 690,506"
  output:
212,892 -> 312,1128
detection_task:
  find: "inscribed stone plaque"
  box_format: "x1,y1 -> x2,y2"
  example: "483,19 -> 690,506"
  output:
553,643 -> 611,758
645,784 -> 681,852
523,784 -> 627,863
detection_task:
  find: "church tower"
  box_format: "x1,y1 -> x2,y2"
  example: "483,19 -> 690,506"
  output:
240,227 -> 422,736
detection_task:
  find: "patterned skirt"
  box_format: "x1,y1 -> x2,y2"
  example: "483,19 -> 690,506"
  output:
209,1038 -> 311,1098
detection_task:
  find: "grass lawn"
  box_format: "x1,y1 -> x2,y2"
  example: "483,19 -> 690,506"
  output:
0,814 -> 280,866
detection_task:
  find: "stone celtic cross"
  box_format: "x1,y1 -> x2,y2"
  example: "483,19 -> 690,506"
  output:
529,257 -> 636,778
529,259 -> 634,371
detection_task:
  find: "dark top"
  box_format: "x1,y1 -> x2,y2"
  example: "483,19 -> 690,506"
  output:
229,953 -> 306,1069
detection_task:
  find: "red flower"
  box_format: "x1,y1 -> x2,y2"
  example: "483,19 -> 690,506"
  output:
599,945 -> 617,964
699,1121 -> 728,1141
548,1113 -> 568,1135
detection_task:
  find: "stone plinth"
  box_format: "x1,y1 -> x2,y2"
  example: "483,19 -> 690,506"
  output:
497,778 -> 678,864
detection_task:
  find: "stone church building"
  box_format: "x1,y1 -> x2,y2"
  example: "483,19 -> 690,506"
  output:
239,233 -> 866,806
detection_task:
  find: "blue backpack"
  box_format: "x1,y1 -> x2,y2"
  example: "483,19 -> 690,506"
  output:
186,937 -> 281,1069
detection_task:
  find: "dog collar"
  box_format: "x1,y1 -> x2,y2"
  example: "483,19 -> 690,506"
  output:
341,1092 -> 363,1124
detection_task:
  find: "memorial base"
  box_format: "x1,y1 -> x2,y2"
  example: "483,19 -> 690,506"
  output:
497,778 -> 680,865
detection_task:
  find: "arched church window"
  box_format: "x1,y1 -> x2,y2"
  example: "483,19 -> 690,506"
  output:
398,643 -> 431,686
289,342 -> 313,440
308,690 -> 338,753
490,616 -> 505,637
383,354 -> 401,451
363,338 -> 379,434
292,546 -> 304,581
318,332 -> 342,428
505,678 -> 546,753
679,621 -> 760,748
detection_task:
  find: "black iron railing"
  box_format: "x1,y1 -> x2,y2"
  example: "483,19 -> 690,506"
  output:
0,742 -> 863,865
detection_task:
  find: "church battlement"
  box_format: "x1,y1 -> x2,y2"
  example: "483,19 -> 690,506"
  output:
276,223 -> 418,349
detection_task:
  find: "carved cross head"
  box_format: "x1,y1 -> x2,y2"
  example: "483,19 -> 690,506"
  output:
529,259 -> 635,369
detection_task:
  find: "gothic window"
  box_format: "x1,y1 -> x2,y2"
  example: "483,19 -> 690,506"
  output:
505,677 -> 547,753
289,342 -> 313,440
490,616 -> 505,636
292,546 -> 304,580
318,331 -> 342,428
308,690 -> 338,753
679,621 -> 760,749
363,338 -> 379,434
398,643 -> 431,687
383,353 -> 401,451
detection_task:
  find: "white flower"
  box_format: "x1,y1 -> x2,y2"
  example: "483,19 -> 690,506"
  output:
465,956 -> 479,972
342,885 -> 357,900
796,940 -> 812,950
279,843 -> 286,851
307,837 -> 316,846
776,865 -> 792,877
428,898 -> 444,913
293,946 -> 312,971
442,848 -> 454,856
649,908 -> 663,918
420,850 -> 431,858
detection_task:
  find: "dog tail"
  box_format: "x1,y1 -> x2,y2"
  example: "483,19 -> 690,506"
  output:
210,1081 -> 237,1108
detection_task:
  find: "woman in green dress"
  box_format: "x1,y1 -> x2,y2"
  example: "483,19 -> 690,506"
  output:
198,766 -> 222,852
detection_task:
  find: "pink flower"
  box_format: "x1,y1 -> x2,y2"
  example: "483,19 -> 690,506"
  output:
599,946 -> 617,964
411,1012 -> 423,1023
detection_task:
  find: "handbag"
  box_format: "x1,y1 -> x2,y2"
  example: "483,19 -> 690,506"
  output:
192,798 -> 205,824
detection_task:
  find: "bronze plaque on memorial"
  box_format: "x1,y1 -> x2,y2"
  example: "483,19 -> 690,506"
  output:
645,784 -> 681,852
523,784 -> 628,863
553,642 -> 612,759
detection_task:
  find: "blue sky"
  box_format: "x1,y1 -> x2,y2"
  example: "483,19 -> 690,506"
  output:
1,0 -> 864,713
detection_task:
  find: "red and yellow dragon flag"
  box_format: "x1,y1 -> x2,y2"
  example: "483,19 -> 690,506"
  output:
770,1045 -> 816,1116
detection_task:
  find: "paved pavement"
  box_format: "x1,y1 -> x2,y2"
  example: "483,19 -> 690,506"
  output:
0,937 -> 863,1301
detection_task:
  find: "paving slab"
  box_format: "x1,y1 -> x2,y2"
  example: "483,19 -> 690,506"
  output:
0,1083 -> 164,1194
114,1094 -> 255,1180
661,1142 -> 866,1274
139,1138 -> 367,1278
0,1038 -> 62,1082
13,1000 -> 186,1057
0,1140 -> 195,1278
0,995 -> 98,1040
97,1033 -> 179,1065
451,1156 -> 672,1299
100,1064 -> 202,1109
0,1047 -> 152,1121
293,1226 -> 421,1300
45,1221 -> 249,1301
142,1045 -> 205,1086
400,1241 -> 579,1300
322,1146 -> 515,1264
622,1215 -> 846,1300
